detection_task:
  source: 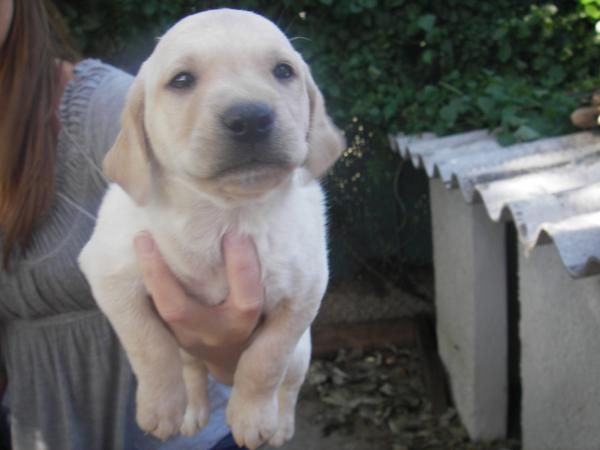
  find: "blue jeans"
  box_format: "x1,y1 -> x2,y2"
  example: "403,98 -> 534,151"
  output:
210,433 -> 246,450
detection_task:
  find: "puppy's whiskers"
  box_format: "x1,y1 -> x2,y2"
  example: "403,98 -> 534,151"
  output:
276,3 -> 291,29
289,36 -> 310,43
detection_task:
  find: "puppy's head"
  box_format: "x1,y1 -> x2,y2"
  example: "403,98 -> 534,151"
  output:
104,9 -> 345,206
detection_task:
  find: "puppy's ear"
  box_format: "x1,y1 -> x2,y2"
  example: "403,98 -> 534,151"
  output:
304,64 -> 345,178
103,73 -> 153,205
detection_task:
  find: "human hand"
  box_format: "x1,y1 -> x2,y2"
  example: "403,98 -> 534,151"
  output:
133,232 -> 264,385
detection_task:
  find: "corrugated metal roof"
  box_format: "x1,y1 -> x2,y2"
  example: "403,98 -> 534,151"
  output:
389,130 -> 600,278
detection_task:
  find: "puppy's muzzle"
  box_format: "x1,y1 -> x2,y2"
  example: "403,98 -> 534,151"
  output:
221,101 -> 275,144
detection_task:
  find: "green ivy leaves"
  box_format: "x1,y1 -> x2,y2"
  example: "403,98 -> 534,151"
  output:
57,0 -> 600,145
405,69 -> 579,146
416,14 -> 436,33
581,0 -> 600,19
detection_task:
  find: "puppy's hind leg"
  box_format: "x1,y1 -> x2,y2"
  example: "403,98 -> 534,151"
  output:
180,350 -> 210,436
268,330 -> 311,447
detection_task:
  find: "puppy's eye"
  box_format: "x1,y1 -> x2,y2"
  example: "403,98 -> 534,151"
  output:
272,63 -> 295,80
168,72 -> 195,89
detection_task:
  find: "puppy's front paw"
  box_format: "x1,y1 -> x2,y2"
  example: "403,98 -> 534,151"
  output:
269,385 -> 300,447
268,410 -> 295,447
227,389 -> 278,450
136,381 -> 186,441
180,399 -> 209,437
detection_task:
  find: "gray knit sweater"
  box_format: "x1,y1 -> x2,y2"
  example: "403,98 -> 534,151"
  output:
0,59 -> 230,450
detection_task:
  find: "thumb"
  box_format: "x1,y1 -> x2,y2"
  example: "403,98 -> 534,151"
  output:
222,232 -> 264,321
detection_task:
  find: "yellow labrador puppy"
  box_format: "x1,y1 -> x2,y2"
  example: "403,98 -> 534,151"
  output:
78,8 -> 344,449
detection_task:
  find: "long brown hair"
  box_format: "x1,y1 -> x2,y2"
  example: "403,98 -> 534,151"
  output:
0,0 -> 77,267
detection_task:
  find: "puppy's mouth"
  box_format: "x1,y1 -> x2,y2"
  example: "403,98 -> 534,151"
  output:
196,159 -> 295,198
218,161 -> 294,196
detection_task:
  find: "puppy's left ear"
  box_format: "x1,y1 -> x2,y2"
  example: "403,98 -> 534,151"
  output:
304,64 -> 346,178
103,70 -> 153,205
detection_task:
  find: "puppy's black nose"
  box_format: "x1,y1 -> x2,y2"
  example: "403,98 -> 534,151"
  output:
221,102 -> 275,143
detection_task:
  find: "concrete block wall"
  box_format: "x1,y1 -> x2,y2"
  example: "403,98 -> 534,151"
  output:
430,180 -> 508,440
519,244 -> 600,450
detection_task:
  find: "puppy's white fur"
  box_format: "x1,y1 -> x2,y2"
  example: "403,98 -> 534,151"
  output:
79,9 -> 344,450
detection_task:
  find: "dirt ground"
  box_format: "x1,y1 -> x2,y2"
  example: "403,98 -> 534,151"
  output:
279,346 -> 521,450
269,272 -> 522,450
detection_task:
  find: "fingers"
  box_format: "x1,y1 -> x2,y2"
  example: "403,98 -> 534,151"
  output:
133,231 -> 190,324
133,230 -> 265,377
134,231 -> 264,329
223,232 -> 264,317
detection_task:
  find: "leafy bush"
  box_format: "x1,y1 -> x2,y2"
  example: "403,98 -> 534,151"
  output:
56,0 -> 600,282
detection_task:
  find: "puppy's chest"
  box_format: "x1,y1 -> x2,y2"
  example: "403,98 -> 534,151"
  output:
180,258 -> 228,307
154,181 -> 326,310
166,234 -> 302,311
